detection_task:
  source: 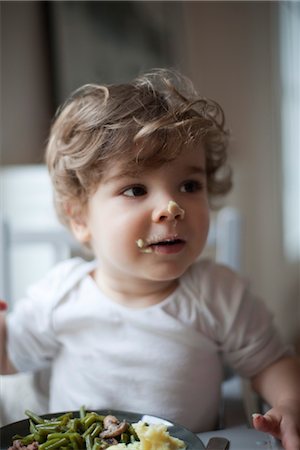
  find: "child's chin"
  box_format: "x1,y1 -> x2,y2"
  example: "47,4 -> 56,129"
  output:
147,263 -> 191,282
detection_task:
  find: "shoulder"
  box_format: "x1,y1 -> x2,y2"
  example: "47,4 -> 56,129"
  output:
182,259 -> 253,332
184,260 -> 277,342
184,258 -> 247,299
26,257 -> 97,303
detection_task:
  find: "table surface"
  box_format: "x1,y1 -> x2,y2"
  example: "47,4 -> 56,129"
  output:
197,425 -> 284,450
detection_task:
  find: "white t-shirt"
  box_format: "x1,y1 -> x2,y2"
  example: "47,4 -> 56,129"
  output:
7,258 -> 289,432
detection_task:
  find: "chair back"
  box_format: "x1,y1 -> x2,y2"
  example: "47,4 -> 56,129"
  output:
0,165 -> 85,304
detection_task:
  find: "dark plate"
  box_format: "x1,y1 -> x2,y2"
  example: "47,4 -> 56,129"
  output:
0,409 -> 205,449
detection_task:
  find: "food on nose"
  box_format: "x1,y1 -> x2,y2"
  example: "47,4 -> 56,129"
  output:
167,201 -> 185,219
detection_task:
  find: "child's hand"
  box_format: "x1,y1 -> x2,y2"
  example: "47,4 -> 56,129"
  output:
0,299 -> 8,311
252,403 -> 300,450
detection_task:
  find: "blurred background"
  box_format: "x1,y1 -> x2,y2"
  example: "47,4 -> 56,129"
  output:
1,1 -> 299,350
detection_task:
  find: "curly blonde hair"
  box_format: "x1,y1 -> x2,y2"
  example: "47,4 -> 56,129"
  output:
46,69 -> 232,228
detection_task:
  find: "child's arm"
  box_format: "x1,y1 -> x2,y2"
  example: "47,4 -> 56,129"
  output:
251,355 -> 300,450
0,299 -> 18,374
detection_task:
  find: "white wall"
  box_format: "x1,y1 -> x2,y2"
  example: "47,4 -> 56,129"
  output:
182,2 -> 299,345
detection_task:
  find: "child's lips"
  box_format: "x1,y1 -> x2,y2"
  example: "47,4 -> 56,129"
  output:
147,237 -> 186,254
136,235 -> 187,254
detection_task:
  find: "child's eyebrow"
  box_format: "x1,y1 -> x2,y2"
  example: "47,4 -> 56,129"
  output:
103,165 -> 206,185
102,170 -> 142,184
185,166 -> 206,176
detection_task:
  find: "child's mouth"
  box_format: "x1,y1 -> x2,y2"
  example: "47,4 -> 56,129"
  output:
151,238 -> 183,246
150,238 -> 186,254
137,237 -> 186,254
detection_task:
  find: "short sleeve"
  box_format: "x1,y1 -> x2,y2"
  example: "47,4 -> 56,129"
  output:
6,257 -> 95,373
190,261 -> 292,378
7,294 -> 60,372
221,290 -> 292,377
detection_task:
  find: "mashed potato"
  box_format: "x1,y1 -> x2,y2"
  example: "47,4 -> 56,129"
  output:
107,421 -> 186,450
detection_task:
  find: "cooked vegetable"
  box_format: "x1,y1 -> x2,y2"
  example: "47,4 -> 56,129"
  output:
8,409 -> 139,450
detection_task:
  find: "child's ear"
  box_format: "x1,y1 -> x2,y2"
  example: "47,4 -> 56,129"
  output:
66,202 -> 91,244
69,219 -> 91,244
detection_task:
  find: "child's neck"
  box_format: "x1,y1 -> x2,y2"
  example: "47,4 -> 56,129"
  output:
91,268 -> 179,308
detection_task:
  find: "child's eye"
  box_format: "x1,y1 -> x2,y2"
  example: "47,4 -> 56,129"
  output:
180,180 -> 203,193
122,185 -> 147,197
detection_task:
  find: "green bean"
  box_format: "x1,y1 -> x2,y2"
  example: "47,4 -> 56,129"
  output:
73,432 -> 84,448
34,426 -> 61,434
12,435 -> 23,441
29,419 -> 39,435
46,432 -> 68,440
36,423 -> 60,429
82,422 -> 97,439
69,433 -> 81,450
57,412 -> 73,422
25,410 -> 44,424
38,420 -> 65,427
128,424 -> 139,441
93,414 -> 105,422
91,441 -> 103,450
82,412 -> 99,429
85,435 -> 93,450
121,432 -> 130,444
39,437 -> 69,449
90,423 -> 102,438
79,405 -> 86,419
36,429 -> 51,443
20,433 -> 35,445
68,418 -> 82,433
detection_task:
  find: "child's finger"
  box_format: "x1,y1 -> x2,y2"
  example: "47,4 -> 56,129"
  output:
252,413 -> 280,436
281,423 -> 300,450
0,300 -> 8,311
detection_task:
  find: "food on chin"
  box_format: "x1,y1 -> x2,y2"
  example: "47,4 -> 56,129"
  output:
8,408 -> 186,450
136,239 -> 153,254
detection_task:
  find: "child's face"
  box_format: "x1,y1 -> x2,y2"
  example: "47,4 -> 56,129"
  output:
73,144 -> 209,292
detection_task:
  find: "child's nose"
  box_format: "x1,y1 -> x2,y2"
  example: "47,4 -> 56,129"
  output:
152,200 -> 185,223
